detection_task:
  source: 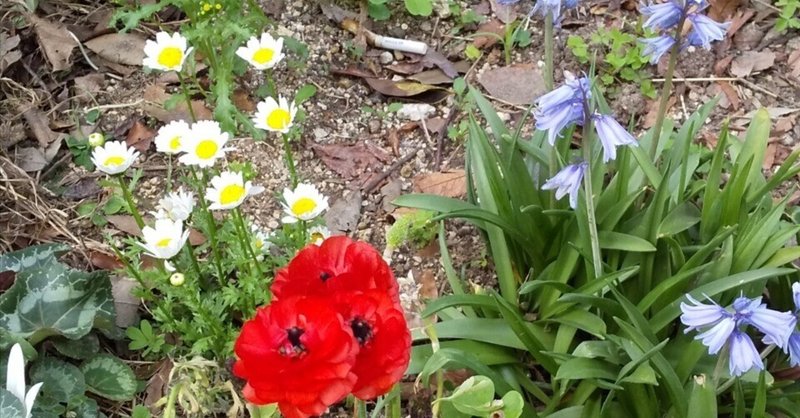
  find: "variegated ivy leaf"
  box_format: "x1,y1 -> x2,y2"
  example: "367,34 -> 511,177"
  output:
0,251 -> 115,344
80,354 -> 137,401
29,357 -> 86,404
0,389 -> 25,418
0,243 -> 68,272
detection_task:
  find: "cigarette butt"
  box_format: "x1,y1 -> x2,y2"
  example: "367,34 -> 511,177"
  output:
372,35 -> 428,55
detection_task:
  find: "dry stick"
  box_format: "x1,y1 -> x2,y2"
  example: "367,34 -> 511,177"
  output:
363,151 -> 418,194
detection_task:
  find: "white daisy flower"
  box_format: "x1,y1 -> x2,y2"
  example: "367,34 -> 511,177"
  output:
281,183 -> 328,223
178,120 -> 232,168
236,33 -> 285,70
138,218 -> 189,260
251,224 -> 273,254
6,343 -> 43,418
153,188 -> 195,221
142,31 -> 193,72
205,171 -> 264,210
154,120 -> 191,154
308,225 -> 330,245
252,96 -> 297,133
91,140 -> 139,175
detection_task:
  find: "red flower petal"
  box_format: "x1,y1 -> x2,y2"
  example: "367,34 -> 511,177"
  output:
272,236 -> 400,304
234,296 -> 359,418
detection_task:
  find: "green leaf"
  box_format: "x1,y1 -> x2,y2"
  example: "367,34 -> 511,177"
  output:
0,254 -> 114,344
0,389 -> 25,418
597,231 -> 656,252
132,405 -> 152,418
404,0 -> 432,15
555,357 -> 619,383
69,396 -> 99,418
294,84 -> 317,104
0,244 -> 68,272
368,2 -> 391,20
29,357 -> 86,404
453,77 -> 467,95
441,376 -> 497,416
501,390 -> 524,418
658,202 -> 701,237
465,44 -> 481,60
80,354 -> 137,401
51,334 -> 100,360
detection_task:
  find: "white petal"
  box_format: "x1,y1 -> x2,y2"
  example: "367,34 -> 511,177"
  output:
6,344 -> 26,404
24,382 -> 43,417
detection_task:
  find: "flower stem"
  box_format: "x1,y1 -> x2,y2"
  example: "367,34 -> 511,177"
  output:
355,399 -> 368,418
190,167 -> 225,281
265,70 -> 277,99
183,241 -> 202,279
648,15 -> 687,160
281,134 -> 298,188
176,72 -> 197,122
117,175 -> 145,230
544,13 -> 555,90
166,154 -> 173,190
581,121 -> 603,279
233,208 -> 264,277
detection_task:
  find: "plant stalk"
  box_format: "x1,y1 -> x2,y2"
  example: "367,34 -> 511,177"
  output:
183,241 -> 202,279
580,96 -> 603,278
233,208 -> 264,276
176,72 -> 197,122
117,175 -> 145,230
190,167 -> 225,281
355,399 -> 368,418
281,134 -> 298,188
544,13 -> 555,90
648,14 -> 687,160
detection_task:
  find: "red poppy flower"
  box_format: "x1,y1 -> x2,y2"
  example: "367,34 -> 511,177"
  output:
233,296 -> 359,418
332,290 -> 411,400
272,236 -> 399,304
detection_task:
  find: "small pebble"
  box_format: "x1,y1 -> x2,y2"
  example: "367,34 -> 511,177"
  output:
379,51 -> 393,64
368,119 -> 382,134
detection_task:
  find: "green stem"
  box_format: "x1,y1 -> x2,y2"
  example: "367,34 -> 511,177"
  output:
109,241 -> 144,286
581,120 -> 603,279
544,13 -> 555,90
117,175 -> 145,230
190,167 -> 225,281
265,71 -> 277,99
387,385 -> 401,418
648,15 -> 686,160
281,134 -> 298,188
176,72 -> 197,122
355,399 -> 368,418
233,208 -> 264,276
166,154 -> 173,190
183,241 -> 202,279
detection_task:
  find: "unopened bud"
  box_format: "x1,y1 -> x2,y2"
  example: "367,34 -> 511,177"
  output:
88,133 -> 105,147
169,272 -> 185,286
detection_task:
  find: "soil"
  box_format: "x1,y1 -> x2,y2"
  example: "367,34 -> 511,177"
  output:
1,0 -> 799,416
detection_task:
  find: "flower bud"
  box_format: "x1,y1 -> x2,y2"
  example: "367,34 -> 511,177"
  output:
170,272 -> 185,286
88,132 -> 105,147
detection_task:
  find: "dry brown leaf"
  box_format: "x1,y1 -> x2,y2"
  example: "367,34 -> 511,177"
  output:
85,33 -> 146,66
73,73 -> 106,97
0,34 -> 21,73
413,170 -> 467,198
365,78 -> 444,97
126,119 -> 155,152
232,89 -> 256,112
473,19 -> 505,49
788,48 -> 800,78
708,0 -> 741,21
643,97 -> 676,128
20,106 -> 59,147
418,269 -> 438,301
312,143 -> 391,178
730,51 -> 775,77
143,84 -> 212,122
107,215 -> 142,236
30,15 -> 77,71
478,64 -> 546,105
111,276 -> 139,327
714,55 -> 734,76
145,360 -> 174,407
90,250 -> 124,270
324,191 -> 362,234
716,81 -> 741,110
14,147 -> 47,172
763,142 -> 777,169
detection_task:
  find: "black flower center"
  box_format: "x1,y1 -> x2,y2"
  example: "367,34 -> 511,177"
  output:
351,318 -> 373,345
279,326 -> 306,356
319,271 -> 331,282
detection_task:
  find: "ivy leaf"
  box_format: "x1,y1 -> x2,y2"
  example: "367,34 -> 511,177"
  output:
0,247 -> 115,344
0,389 -> 25,418
29,357 -> 86,404
81,354 -> 137,401
405,0 -> 433,16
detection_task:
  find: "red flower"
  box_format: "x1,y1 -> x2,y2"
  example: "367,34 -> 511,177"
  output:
272,236 -> 399,304
332,291 -> 411,399
233,296 -> 359,418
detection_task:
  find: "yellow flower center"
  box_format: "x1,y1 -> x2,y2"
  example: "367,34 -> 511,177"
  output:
220,184 -> 246,205
157,47 -> 184,69
311,232 -> 324,242
156,238 -> 172,248
291,197 -> 317,217
104,156 -> 125,167
195,140 -> 218,159
266,109 -> 291,130
169,136 -> 181,151
254,239 -> 264,249
252,47 -> 275,64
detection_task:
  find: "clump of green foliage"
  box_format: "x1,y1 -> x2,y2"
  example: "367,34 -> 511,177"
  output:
775,0 -> 800,32
386,210 -> 438,250
568,28 -> 656,98
368,0 -> 435,20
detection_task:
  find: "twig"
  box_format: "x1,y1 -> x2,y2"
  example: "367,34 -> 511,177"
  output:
752,0 -> 781,12
436,106 -> 458,169
736,77 -> 779,98
81,99 -> 144,114
482,93 -> 529,110
363,150 -> 418,193
66,30 -> 99,71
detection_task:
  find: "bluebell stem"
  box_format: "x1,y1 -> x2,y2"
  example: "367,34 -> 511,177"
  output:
681,294 -> 797,376
639,34 -> 676,64
531,0 -> 564,21
593,114 -> 639,163
541,161 -> 587,209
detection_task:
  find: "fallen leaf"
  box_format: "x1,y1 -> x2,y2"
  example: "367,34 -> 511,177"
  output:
380,179 -> 403,213
716,81 -> 740,110
425,117 -> 446,134
413,170 -> 467,198
188,229 -> 206,246
708,0 -> 741,21
473,19 -> 505,49
62,177 -> 102,200
408,68 -> 456,85
144,360 -> 173,407
20,105 -> 59,147
14,147 -> 47,172
385,61 -> 426,75
143,84 -> 212,122
726,9 -> 755,38
126,119 -> 155,152
0,271 -> 14,293
319,2 -> 359,23
713,55 -> 734,76
73,73 -> 106,97
0,34 -> 21,73
30,15 -> 77,71
332,66 -> 378,78
365,78 -> 445,97
788,48 -> 800,78
90,250 -> 124,270
85,33 -> 146,66
478,64 -> 547,105
324,191 -> 362,234
744,107 -> 799,119
489,0 -> 517,23
643,97 -> 676,128
763,142 -> 776,169
312,143 -> 391,178
422,48 -> 459,78
111,275 -> 139,327
730,51 -> 775,77
418,269 -> 438,301
232,89 -> 256,112
107,215 -> 142,236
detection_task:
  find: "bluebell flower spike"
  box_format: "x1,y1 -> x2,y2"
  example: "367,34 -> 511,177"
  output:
541,161 -> 587,209
639,34 -> 676,64
729,330 -> 764,377
534,75 -> 590,145
592,114 -> 639,163
687,14 -> 731,49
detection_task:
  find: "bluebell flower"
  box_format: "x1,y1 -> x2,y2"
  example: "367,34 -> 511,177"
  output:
640,0 -> 683,31
782,283 -> 800,366
531,0 -> 563,21
496,0 -> 521,5
542,161 -> 587,209
639,34 -> 676,64
592,114 -> 638,163
681,294 -> 797,376
535,75 -> 590,145
686,14 -> 731,49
